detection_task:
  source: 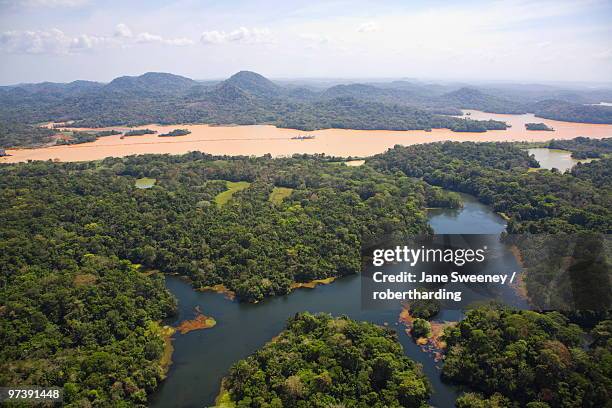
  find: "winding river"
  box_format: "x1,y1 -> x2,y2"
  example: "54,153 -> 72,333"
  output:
150,194 -> 524,408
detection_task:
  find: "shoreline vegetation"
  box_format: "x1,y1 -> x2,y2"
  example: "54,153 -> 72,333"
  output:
176,308 -> 217,335
2,70 -> 612,154
1,139 -> 609,407
217,313 -> 431,407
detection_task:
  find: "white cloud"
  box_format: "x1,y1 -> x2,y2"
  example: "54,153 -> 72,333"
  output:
0,24 -> 195,54
0,29 -> 72,54
70,33 -> 107,51
114,23 -> 133,38
136,32 -> 164,43
200,27 -> 273,45
136,31 -> 194,46
357,22 -> 380,33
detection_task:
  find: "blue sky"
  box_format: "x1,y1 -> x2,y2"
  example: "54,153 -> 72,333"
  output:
0,0 -> 611,84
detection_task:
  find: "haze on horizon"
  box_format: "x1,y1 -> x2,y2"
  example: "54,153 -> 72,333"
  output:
0,0 -> 611,86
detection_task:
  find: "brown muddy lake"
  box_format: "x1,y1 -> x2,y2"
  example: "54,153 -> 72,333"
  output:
2,110 -> 611,163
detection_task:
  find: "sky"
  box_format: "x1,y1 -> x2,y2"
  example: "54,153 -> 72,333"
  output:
0,0 -> 611,85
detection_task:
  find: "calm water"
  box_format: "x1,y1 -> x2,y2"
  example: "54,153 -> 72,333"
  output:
150,193 -> 518,408
4,111 -> 612,163
528,148 -> 595,172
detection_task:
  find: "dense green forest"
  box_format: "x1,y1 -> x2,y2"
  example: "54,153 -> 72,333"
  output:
0,153 -> 440,303
0,121 -> 56,147
525,122 -> 554,131
367,142 -> 611,234
533,100 -> 612,124
124,129 -> 156,136
0,255 -> 176,406
1,140 -> 610,406
222,313 -> 431,407
443,306 -> 611,407
368,141 -> 611,313
0,153 -> 450,405
548,137 -> 612,158
159,128 -> 191,137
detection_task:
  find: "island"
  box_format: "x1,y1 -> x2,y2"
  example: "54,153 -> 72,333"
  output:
123,128 -> 157,137
217,313 -> 430,407
159,128 -> 191,137
525,122 -> 554,131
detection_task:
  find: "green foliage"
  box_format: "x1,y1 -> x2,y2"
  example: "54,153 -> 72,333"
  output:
159,128 -> 191,137
455,392 -> 512,408
225,313 -> 431,407
0,153 -> 432,303
409,298 -> 441,320
411,319 -> 431,338
368,141 -> 611,234
124,129 -> 156,136
55,131 -> 98,145
0,256 -> 176,406
214,181 -> 251,206
0,72 -> 509,141
525,123 -> 554,131
450,118 -> 508,132
549,137 -> 612,159
0,121 -> 56,148
533,100 -> 612,124
443,307 -> 611,407
269,187 -> 294,205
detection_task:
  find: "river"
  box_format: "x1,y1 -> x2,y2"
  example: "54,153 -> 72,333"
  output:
150,193 -> 525,408
2,110 -> 612,163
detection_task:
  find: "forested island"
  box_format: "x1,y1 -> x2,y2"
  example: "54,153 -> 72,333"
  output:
1,139 -> 610,406
220,313 -> 431,407
124,128 -> 157,137
525,122 -> 554,131
159,129 -> 191,137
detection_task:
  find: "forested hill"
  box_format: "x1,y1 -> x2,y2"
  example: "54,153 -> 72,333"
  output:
2,71 -> 612,147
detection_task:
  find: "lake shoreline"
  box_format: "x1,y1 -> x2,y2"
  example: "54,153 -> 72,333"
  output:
3,110 -> 612,163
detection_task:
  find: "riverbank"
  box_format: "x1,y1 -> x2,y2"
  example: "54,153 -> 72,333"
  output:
3,110 -> 612,163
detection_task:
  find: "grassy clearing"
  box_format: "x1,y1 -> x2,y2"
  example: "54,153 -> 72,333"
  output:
135,177 -> 156,189
215,381 -> 236,408
345,159 -> 365,166
214,181 -> 251,206
148,321 -> 176,377
268,187 -> 293,205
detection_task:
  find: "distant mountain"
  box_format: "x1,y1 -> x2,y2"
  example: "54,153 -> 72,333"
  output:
2,70 -> 612,142
0,80 -> 103,97
222,71 -> 281,98
441,87 -> 527,114
320,83 -> 434,106
105,72 -> 197,94
204,82 -> 255,104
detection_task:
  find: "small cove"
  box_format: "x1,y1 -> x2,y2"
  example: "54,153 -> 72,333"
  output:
150,193 -> 524,408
